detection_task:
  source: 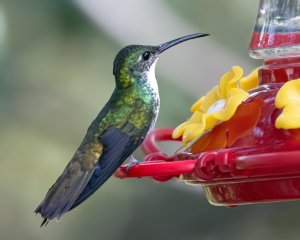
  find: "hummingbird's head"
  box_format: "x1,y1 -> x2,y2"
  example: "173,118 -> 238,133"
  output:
113,45 -> 159,89
113,33 -> 209,89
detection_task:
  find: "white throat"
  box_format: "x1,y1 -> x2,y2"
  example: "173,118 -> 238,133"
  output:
147,59 -> 159,94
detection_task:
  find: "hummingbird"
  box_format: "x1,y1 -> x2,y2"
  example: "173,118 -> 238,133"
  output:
35,33 -> 209,226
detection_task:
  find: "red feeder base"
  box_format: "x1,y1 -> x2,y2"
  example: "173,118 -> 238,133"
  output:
114,128 -> 300,206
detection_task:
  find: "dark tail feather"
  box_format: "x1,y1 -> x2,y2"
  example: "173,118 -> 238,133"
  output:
35,165 -> 94,222
35,127 -> 138,224
39,218 -> 49,227
70,127 -> 136,209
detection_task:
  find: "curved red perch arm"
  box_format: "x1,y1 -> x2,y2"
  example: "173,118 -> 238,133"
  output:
141,128 -> 177,154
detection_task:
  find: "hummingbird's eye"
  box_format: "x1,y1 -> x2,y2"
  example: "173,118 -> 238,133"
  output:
142,51 -> 151,61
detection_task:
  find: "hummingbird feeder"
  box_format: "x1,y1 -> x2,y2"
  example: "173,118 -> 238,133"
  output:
115,0 -> 300,206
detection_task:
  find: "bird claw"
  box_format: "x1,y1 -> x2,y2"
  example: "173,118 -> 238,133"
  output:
126,156 -> 141,173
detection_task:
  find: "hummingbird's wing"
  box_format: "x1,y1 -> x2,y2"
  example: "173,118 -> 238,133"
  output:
35,124 -> 144,224
70,125 -> 142,209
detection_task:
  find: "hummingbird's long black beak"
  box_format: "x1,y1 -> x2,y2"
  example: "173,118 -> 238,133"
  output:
158,33 -> 209,54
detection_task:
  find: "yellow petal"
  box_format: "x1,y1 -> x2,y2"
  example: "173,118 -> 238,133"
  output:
275,104 -> 300,129
275,79 -> 300,129
240,68 -> 259,91
199,86 -> 221,112
188,111 -> 204,123
275,79 -> 300,108
182,122 -> 206,146
209,88 -> 249,121
228,66 -> 244,84
228,87 -> 250,97
172,111 -> 203,139
204,114 -> 219,129
190,96 -> 205,112
219,66 -> 243,97
172,122 -> 189,139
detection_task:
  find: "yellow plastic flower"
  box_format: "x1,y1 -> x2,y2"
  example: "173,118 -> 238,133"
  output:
172,66 -> 259,146
275,79 -> 300,129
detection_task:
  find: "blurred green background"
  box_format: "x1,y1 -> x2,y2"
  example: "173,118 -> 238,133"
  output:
1,0 -> 300,239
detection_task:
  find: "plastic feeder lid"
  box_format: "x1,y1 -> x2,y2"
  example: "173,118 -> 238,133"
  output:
249,0 -> 300,59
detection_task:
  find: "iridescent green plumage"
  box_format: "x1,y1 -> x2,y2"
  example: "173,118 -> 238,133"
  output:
35,33 -> 209,226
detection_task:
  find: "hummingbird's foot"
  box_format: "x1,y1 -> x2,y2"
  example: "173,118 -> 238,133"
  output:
125,155 -> 141,173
